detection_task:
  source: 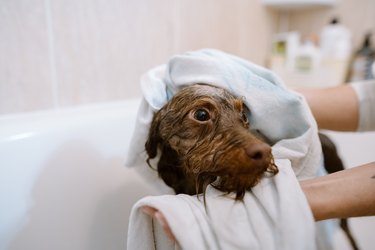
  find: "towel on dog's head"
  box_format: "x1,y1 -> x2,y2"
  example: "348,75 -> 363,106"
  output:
125,49 -> 321,181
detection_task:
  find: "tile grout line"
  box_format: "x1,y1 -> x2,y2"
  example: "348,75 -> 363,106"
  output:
44,0 -> 60,109
172,0 -> 179,54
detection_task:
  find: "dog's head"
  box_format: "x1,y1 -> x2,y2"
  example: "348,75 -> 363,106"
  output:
145,84 -> 278,199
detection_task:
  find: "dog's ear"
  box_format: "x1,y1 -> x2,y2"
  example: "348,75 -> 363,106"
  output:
145,108 -> 196,195
157,145 -> 196,195
319,132 -> 345,173
145,111 -> 197,195
145,111 -> 163,159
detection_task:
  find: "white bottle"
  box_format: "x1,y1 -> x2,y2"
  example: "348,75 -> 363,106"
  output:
320,18 -> 352,59
294,40 -> 321,73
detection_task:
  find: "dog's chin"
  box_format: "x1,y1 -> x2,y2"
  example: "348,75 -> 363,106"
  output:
212,161 -> 278,200
212,172 -> 264,200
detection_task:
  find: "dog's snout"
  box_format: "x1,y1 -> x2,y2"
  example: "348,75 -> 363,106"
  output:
245,143 -> 271,162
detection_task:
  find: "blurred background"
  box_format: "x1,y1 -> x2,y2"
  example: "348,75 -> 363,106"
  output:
1,0 -> 374,115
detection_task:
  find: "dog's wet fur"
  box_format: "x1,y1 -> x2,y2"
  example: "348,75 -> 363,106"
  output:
145,84 -> 278,200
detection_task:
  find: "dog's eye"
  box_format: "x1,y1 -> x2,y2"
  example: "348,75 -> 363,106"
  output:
194,109 -> 210,121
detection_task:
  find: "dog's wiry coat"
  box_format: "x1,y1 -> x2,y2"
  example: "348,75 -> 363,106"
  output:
145,84 -> 278,199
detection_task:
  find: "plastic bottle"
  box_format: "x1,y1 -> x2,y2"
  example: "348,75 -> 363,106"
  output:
348,33 -> 375,82
320,18 -> 352,59
294,40 -> 321,73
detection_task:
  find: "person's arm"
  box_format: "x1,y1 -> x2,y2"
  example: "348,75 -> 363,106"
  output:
300,162 -> 375,221
296,85 -> 359,131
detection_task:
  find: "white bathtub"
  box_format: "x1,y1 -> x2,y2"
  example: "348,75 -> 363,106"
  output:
0,100 -> 162,250
1,100 -> 374,250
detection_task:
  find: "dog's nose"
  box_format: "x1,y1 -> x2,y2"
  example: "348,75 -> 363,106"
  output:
245,143 -> 271,163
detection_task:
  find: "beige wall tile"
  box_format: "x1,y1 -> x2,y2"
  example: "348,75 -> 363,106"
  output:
49,0 -> 175,107
0,0 -> 54,114
173,0 -> 277,65
7,0 -> 374,115
0,0 -> 277,114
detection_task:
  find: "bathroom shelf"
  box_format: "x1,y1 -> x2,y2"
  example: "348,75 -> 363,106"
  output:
262,0 -> 336,10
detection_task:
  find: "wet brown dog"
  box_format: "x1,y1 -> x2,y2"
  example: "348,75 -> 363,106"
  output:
145,84 -> 278,199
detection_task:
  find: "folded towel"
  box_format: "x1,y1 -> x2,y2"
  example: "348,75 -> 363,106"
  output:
127,159 -> 316,250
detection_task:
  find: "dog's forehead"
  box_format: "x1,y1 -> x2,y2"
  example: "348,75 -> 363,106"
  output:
164,84 -> 246,115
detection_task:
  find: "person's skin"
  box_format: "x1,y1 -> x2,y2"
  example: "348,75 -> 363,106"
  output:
296,85 -> 359,131
141,206 -> 177,242
140,207 -> 177,245
297,84 -> 375,219
301,162 -> 375,220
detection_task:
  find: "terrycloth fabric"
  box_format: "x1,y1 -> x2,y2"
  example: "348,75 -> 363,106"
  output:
125,49 -> 322,249
125,49 -> 321,179
351,79 -> 375,132
127,159 -> 316,250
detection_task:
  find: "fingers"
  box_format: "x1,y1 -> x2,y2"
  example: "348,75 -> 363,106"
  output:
141,206 -> 177,243
142,206 -> 158,216
154,211 -> 177,242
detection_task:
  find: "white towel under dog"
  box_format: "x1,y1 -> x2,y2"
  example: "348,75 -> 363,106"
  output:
127,160 -> 316,250
125,49 -> 322,249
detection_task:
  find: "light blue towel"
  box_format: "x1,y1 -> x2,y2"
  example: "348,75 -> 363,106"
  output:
126,49 -> 321,179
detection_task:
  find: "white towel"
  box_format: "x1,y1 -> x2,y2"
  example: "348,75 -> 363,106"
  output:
127,160 -> 316,250
125,49 -> 322,249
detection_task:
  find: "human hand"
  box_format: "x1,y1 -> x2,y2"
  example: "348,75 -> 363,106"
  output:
142,206 -> 178,243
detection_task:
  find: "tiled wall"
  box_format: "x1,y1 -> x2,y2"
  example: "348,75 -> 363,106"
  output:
0,0 -> 277,114
1,0 -> 374,115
